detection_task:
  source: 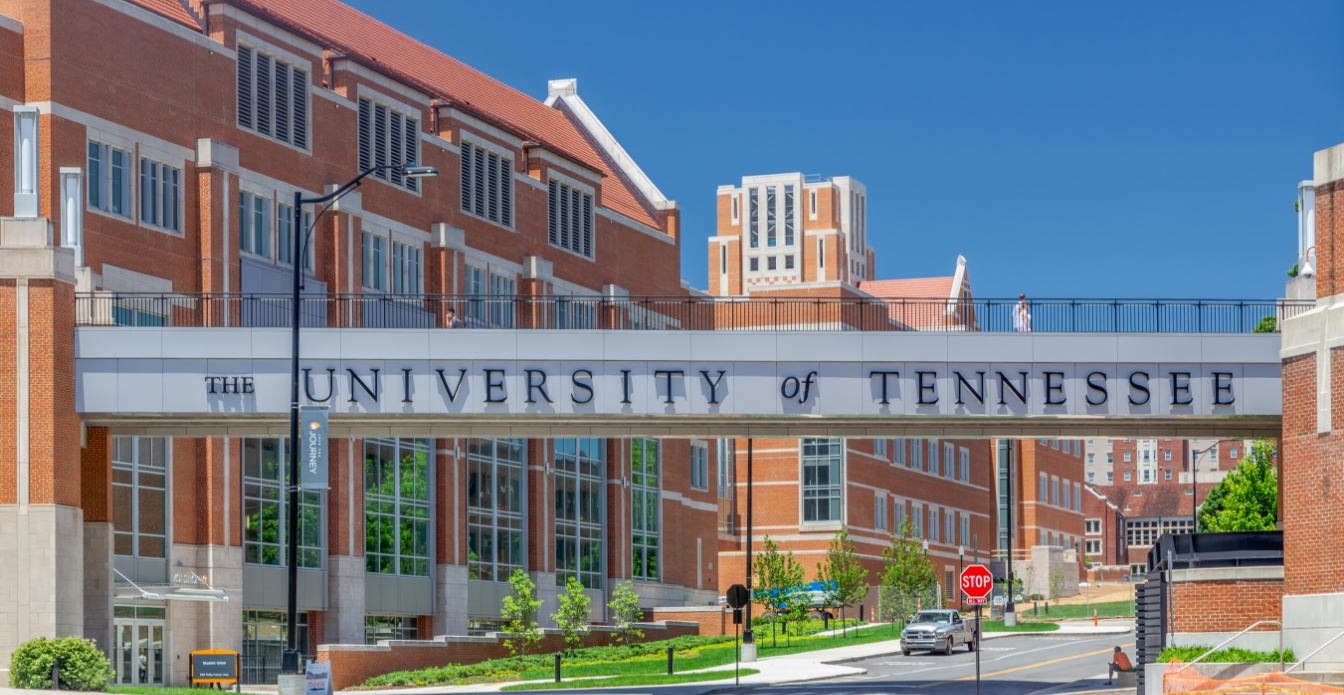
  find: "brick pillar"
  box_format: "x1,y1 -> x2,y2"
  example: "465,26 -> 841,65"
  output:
0,217 -> 83,673
81,427 -> 113,656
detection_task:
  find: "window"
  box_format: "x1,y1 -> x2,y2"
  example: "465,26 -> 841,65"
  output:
817,238 -> 825,269
1038,472 -> 1047,502
239,191 -> 271,259
731,195 -> 739,223
365,616 -> 417,644
1126,519 -> 1161,547
88,142 -> 131,217
945,511 -> 954,545
911,438 -> 922,470
489,273 -> 516,328
785,255 -> 795,269
893,439 -> 905,466
809,189 -> 817,218
113,437 -> 167,559
960,515 -> 970,547
1074,483 -> 1082,511
874,439 -> 887,460
244,438 -> 321,567
555,438 -> 604,588
357,97 -> 420,192
236,44 -> 308,149
1107,471 -> 1114,483
1086,519 -> 1101,534
392,240 -> 422,294
1085,539 -> 1101,555
1164,450 -> 1172,461
1051,477 -> 1060,506
784,185 -> 795,245
1124,452 -> 1132,463
928,507 -> 939,542
1107,453 -> 1114,464
361,232 -> 386,291
1142,470 -> 1152,482
895,499 -> 907,531
959,448 -> 970,482
548,180 -> 594,258
1164,469 -> 1172,480
802,438 -> 842,523
1088,471 -> 1095,483
277,203 -> 315,271
913,504 -> 923,537
749,257 -> 759,271
690,443 -> 709,491
1143,450 -> 1151,463
460,140 -> 513,227
875,493 -> 887,531
1229,447 -> 1238,459
1051,439 -> 1059,449
943,443 -> 955,477
717,439 -> 735,535
928,440 -> 938,473
365,438 -> 431,576
766,186 -> 777,247
465,266 -> 485,323
467,438 -> 525,582
1124,471 -> 1132,482
748,187 -> 759,248
1087,453 -> 1095,464
138,159 -> 180,232
243,611 -> 311,676
767,256 -> 776,270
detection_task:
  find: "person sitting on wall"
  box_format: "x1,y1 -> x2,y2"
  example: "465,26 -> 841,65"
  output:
1106,645 -> 1134,685
446,307 -> 465,328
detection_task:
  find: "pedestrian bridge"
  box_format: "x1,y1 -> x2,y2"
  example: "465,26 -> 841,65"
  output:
72,294 -> 1302,439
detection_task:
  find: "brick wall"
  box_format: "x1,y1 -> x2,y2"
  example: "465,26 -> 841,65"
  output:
1171,578 -> 1283,634
644,608 -> 728,636
318,622 -> 700,690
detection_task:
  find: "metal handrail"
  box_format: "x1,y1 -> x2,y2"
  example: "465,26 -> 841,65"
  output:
1284,628 -> 1344,674
1175,620 -> 1283,672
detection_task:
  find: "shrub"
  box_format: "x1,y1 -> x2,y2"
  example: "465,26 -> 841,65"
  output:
9,636 -> 114,691
1157,645 -> 1295,664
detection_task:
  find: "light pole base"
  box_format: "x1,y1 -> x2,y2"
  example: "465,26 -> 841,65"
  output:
741,643 -> 757,663
281,649 -> 301,675
1003,611 -> 1017,627
278,674 -> 305,695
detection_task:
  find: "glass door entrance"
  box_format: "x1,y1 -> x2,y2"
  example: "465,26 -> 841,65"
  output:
114,605 -> 166,686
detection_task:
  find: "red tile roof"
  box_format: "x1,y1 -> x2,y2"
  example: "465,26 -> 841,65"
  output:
123,0 -> 662,228
1093,482 -> 1219,519
132,0 -> 202,29
860,276 -> 969,330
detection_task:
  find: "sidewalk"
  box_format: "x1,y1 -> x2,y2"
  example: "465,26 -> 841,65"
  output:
349,619 -> 1134,693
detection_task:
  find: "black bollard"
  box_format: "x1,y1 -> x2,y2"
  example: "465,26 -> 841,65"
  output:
1033,602 -> 1038,616
1045,601 -> 1050,616
50,658 -> 59,691
823,613 -> 830,631
667,646 -> 674,675
554,653 -> 561,683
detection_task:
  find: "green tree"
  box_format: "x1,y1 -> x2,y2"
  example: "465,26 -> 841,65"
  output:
1199,440 -> 1278,532
1253,315 -> 1277,333
553,575 -> 591,655
754,535 -> 807,646
817,528 -> 870,637
878,519 -> 938,633
501,569 -> 543,657
607,580 -> 644,646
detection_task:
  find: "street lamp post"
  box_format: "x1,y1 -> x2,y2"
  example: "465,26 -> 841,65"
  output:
282,164 -> 437,676
1189,443 -> 1218,535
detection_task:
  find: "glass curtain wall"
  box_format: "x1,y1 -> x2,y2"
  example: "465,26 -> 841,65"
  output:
466,438 -> 526,581
554,438 -> 604,588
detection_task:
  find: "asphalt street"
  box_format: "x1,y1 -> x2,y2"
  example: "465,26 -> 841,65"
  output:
490,633 -> 1135,695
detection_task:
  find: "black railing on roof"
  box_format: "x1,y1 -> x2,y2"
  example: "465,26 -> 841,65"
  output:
73,292 -> 1312,333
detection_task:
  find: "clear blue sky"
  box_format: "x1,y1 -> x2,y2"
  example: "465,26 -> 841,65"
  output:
348,0 -> 1343,299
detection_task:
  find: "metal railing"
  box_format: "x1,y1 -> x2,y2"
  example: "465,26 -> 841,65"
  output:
74,292 -> 1312,333
1175,620 -> 1284,672
1283,628 -> 1344,674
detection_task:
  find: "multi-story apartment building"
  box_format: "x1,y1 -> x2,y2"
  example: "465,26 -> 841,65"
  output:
0,0 -> 720,685
1013,439 -> 1087,553
1085,438 -> 1248,487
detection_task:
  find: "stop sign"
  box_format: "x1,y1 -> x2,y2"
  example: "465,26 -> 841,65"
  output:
960,564 -> 993,599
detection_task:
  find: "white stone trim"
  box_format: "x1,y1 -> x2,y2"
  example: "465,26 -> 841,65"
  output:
102,264 -> 173,293
422,131 -> 457,154
659,490 -> 715,513
596,207 -> 673,246
531,148 -> 601,183
312,87 -> 354,108
357,208 -> 431,247
36,102 -> 194,162
513,170 -> 543,190
0,12 -> 22,34
234,31 -> 315,77
214,5 -> 322,60
548,87 -> 675,211
443,108 -> 523,150
545,169 -> 595,197
341,61 -> 431,110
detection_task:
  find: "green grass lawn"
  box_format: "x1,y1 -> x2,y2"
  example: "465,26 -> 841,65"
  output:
110,687 -> 232,695
501,668 -> 760,691
979,620 -> 1060,632
1016,600 -> 1134,621
517,625 -> 899,681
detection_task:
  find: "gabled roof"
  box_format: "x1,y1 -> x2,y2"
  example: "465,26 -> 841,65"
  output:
123,0 -> 665,228
859,256 -> 973,330
1092,482 -> 1219,519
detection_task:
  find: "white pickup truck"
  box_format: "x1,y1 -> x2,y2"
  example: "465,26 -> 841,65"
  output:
899,609 -> 976,656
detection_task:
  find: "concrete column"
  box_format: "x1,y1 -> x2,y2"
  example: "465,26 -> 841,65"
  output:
0,217 -> 82,674
326,556 -> 365,644
434,564 -> 468,637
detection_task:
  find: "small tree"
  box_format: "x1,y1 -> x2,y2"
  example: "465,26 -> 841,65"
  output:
755,535 -> 806,646
1199,440 -> 1278,532
553,575 -> 591,655
878,519 -> 938,633
1049,565 -> 1065,600
608,580 -> 644,646
501,569 -> 543,657
817,528 -> 870,637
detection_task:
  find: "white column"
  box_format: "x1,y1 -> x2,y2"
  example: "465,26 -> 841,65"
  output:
13,107 -> 39,218
59,168 -> 83,266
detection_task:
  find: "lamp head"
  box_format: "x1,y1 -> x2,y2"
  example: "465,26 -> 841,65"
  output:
400,165 -> 439,179
1302,260 -> 1315,278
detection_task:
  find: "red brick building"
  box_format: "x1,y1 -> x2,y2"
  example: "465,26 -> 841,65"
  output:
0,0 -> 720,686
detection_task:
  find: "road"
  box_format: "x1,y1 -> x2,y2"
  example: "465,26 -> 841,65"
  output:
489,633 -> 1134,695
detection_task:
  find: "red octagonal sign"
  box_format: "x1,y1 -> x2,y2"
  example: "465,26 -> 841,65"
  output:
960,564 -> 994,600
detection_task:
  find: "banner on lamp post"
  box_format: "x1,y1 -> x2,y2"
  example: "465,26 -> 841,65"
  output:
300,405 -> 328,490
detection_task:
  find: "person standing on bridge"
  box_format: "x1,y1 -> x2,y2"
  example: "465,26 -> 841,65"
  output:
1014,294 -> 1032,332
446,307 -> 465,328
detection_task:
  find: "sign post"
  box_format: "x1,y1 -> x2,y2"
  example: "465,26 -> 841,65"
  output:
960,564 -> 993,695
725,584 -> 750,685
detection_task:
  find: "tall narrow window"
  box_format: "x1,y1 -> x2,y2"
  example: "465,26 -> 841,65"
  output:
875,493 -> 887,531
467,439 -> 525,582
489,273 -> 516,328
357,97 -> 420,192
361,232 -> 386,291
731,195 -> 739,223
460,141 -> 513,227
720,245 -> 727,274
801,438 -> 842,522
632,439 -> 660,580
893,439 -> 905,466
766,186 -> 777,247
818,237 -> 825,270
959,448 -> 970,482
277,203 -> 314,271
784,185 -> 794,246
243,438 -> 321,567
466,266 -> 485,323
943,443 -> 955,477
392,240 -> 422,294
748,187 -> 759,248
928,440 -> 939,474
690,443 -> 709,491
239,191 -> 270,259
113,437 -> 167,559
364,438 -> 431,576
555,438 -> 604,588
961,515 -> 970,547
911,438 -> 922,470
88,142 -> 131,218
139,159 -> 181,232
236,45 -> 309,149
809,189 -> 817,218
547,180 -> 594,259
